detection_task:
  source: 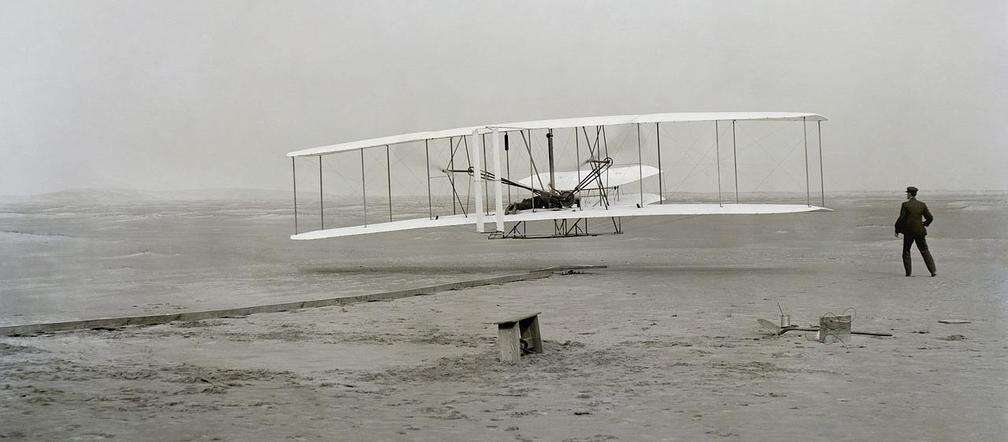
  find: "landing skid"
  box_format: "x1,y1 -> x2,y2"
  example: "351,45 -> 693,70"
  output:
488,217 -> 623,239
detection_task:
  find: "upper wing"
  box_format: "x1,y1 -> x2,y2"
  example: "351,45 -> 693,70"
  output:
288,112 -> 827,157
516,165 -> 660,191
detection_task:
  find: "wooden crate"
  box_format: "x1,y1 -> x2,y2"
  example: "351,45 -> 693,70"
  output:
494,312 -> 543,363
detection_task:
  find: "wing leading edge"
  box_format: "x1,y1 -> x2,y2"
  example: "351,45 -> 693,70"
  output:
291,204 -> 831,240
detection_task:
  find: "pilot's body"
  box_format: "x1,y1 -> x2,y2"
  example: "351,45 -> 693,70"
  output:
894,186 -> 937,277
505,192 -> 579,214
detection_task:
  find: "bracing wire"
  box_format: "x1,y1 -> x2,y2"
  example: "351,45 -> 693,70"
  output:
669,138 -> 719,196
749,137 -> 805,194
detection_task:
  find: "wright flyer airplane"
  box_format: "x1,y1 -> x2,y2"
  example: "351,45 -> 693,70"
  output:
286,112 -> 830,240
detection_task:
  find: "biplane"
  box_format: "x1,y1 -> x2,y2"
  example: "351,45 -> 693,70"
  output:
287,112 -> 830,240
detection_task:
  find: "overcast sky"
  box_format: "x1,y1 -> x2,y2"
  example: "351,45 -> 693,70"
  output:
1,0 -> 1005,196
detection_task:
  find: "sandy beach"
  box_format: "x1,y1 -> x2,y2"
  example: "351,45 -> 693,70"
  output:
1,191 -> 1006,440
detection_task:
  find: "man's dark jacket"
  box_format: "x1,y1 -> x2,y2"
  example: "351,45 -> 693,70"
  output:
895,198 -> 934,236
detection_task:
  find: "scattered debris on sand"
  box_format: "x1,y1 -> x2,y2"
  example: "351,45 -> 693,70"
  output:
757,306 -> 892,340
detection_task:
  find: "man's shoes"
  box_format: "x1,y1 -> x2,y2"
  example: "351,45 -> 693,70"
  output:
930,272 -> 936,277
905,274 -> 912,277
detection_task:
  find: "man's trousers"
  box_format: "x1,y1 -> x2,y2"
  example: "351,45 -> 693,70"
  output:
902,234 -> 937,276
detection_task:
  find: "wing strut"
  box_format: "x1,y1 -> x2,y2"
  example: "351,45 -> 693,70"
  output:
602,126 -> 610,190
386,145 -> 392,221
482,133 -> 489,216
636,123 -> 643,206
445,137 -> 467,217
360,149 -> 367,226
425,139 -> 433,219
291,157 -> 298,234
715,121 -> 722,207
471,130 -> 485,233
463,135 -> 472,215
547,129 -> 555,192
574,127 -> 581,184
732,120 -> 740,203
319,155 -> 324,229
505,133 -> 512,205
802,116 -> 810,207
491,129 -> 504,232
656,122 -> 663,204
818,121 -> 825,207
579,126 -> 611,209
447,137 -> 455,215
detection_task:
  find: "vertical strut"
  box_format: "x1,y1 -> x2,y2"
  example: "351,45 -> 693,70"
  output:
601,126 -> 608,157
636,123 -> 643,206
818,121 -> 825,207
715,121 -> 722,207
463,136 -> 471,214
802,117 -> 810,207
471,130 -> 485,233
575,127 -> 581,183
656,122 -> 663,204
386,145 -> 392,222
360,148 -> 367,226
482,133 -> 489,215
318,155 -> 324,229
491,129 -> 504,232
505,133 -> 511,205
425,139 -> 432,219
547,129 -> 555,192
601,126 -> 609,190
732,120 -> 739,204
528,130 -> 534,212
291,157 -> 298,234
447,137 -> 456,215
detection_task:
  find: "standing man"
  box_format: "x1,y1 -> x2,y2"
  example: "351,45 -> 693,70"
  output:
894,186 -> 937,277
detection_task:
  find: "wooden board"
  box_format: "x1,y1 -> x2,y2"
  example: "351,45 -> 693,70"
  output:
494,312 -> 542,325
938,319 -> 971,324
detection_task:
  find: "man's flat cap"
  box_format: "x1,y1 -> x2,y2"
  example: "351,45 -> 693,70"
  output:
906,186 -> 918,194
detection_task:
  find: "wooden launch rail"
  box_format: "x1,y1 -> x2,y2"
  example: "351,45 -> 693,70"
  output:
0,265 -> 604,337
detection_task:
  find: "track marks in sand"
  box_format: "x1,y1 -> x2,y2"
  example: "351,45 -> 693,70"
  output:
0,342 -> 46,356
344,336 -> 824,438
1,352 -> 309,419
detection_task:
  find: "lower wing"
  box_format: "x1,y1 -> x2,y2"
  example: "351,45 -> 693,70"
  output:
291,204 -> 831,240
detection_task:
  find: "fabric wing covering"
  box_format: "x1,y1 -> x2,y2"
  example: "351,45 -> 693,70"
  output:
291,204 -> 831,240
287,112 -> 826,158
